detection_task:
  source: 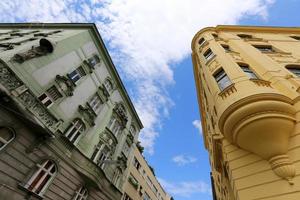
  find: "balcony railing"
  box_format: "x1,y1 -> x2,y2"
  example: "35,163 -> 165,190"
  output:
218,83 -> 237,100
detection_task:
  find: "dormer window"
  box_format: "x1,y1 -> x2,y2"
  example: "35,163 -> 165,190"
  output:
203,49 -> 215,61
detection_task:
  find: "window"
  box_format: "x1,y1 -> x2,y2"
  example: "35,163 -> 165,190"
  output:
237,34 -> 252,39
291,36 -> 300,41
68,66 -> 86,83
38,85 -> 62,108
88,94 -> 103,114
143,192 -> 151,200
214,69 -> 231,90
286,65 -> 300,77
91,144 -> 109,168
0,127 -> 15,150
212,33 -> 218,39
198,37 -> 206,46
253,45 -> 275,53
221,44 -> 231,52
133,157 -> 141,170
65,119 -> 85,144
24,160 -> 56,195
88,55 -> 100,67
46,85 -> 62,101
203,49 -> 215,61
108,116 -> 122,137
104,78 -> 113,93
238,63 -> 257,79
73,186 -> 88,200
112,168 -> 121,186
123,193 -> 133,200
128,174 -> 139,189
129,125 -> 137,136
123,142 -> 130,156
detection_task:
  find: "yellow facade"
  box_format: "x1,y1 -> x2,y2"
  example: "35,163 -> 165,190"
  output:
191,25 -> 300,200
122,146 -> 171,200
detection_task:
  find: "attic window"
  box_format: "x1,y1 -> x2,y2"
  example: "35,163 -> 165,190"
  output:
291,36 -> 300,41
253,45 -> 275,53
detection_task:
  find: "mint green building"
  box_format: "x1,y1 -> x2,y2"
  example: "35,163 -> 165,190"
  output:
0,23 -> 143,200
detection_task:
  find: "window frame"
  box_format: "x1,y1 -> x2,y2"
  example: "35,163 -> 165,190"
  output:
253,45 -> 275,53
88,93 -> 103,114
203,48 -> 215,62
286,65 -> 300,77
73,186 -> 88,200
65,119 -> 86,144
198,37 -> 206,46
104,78 -> 114,94
213,69 -> 232,91
68,66 -> 86,84
0,127 -> 15,151
24,160 -> 57,196
238,63 -> 258,79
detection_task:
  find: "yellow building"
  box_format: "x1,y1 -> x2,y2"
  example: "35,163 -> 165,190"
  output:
122,146 -> 171,200
191,25 -> 300,200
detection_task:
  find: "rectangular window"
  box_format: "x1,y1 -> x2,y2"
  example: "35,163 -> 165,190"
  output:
253,45 -> 275,53
237,34 -> 252,39
214,69 -> 231,90
239,64 -> 257,79
287,67 -> 300,77
88,94 -> 103,114
133,157 -> 141,170
143,192 -> 151,200
291,36 -> 300,41
38,93 -> 53,107
221,44 -> 231,52
123,193 -> 133,200
46,85 -> 62,101
88,55 -> 100,67
68,66 -> 86,83
203,49 -> 215,61
198,38 -> 206,46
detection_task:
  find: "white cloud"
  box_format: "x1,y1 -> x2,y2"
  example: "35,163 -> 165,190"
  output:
158,178 -> 211,197
193,120 -> 203,135
0,0 -> 275,154
172,154 -> 197,166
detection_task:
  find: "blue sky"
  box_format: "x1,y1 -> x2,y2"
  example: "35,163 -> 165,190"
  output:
0,0 -> 299,199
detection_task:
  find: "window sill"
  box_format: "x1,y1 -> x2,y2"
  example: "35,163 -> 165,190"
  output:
18,183 -> 44,200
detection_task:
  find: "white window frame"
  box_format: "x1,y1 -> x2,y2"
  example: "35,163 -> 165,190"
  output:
0,127 -> 15,151
65,119 -> 85,144
88,93 -> 103,114
104,78 -> 113,93
73,186 -> 88,200
24,160 -> 56,195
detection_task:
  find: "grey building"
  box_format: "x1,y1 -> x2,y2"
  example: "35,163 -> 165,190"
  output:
0,23 -> 143,200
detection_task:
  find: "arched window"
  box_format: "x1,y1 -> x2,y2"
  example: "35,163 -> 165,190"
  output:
65,119 -> 85,144
104,78 -> 114,93
24,160 -> 57,195
238,63 -> 257,79
0,127 -> 15,150
286,65 -> 300,77
73,186 -> 88,200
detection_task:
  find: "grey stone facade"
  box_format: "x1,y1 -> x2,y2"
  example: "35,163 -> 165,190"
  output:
0,23 -> 143,200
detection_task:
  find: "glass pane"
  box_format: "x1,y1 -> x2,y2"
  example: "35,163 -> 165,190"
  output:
218,76 -> 231,90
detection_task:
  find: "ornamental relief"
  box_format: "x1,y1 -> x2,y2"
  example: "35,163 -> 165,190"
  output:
267,53 -> 300,63
100,130 -> 117,151
0,62 -> 59,132
229,52 -> 244,62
